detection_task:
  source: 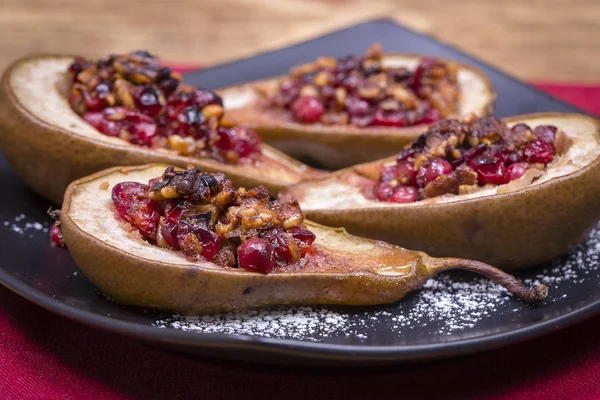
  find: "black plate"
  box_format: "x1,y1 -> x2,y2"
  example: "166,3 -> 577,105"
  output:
1,19 -> 597,367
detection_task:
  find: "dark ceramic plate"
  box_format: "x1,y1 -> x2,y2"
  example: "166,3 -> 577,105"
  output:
1,19 -> 598,367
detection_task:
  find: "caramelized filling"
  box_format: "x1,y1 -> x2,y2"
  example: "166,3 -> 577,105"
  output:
266,44 -> 459,127
68,51 -> 262,164
374,115 -> 562,203
111,167 -> 315,273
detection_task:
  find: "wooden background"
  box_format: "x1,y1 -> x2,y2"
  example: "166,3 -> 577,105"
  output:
1,0 -> 598,82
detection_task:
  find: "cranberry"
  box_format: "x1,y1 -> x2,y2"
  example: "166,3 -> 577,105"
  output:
533,125 -> 557,144
389,186 -> 418,203
395,161 -> 417,186
192,88 -> 223,109
468,153 -> 508,186
523,139 -> 554,164
82,91 -> 104,110
320,85 -> 336,103
411,58 -> 438,90
264,229 -> 298,262
95,82 -> 111,99
215,127 -> 262,158
288,226 -> 316,256
350,115 -> 374,127
371,110 -> 407,127
504,163 -> 528,182
166,88 -> 222,120
415,108 -> 440,125
135,85 -> 163,117
49,225 -> 65,247
462,144 -> 487,164
375,182 -> 394,201
345,96 -> 370,117
83,107 -> 157,146
290,96 -> 325,123
164,105 -> 208,139
279,79 -> 301,105
112,182 -> 162,240
238,238 -> 276,274
341,75 -> 360,91
379,165 -> 398,183
396,148 -> 417,162
176,216 -> 220,261
416,158 -> 452,187
161,206 -> 183,249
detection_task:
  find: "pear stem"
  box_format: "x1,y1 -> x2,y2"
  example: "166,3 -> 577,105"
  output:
428,257 -> 548,303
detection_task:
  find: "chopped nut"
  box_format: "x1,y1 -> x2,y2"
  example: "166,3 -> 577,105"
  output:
364,43 -> 382,59
290,62 -> 319,78
358,85 -> 380,99
335,87 -> 347,106
99,181 -> 109,190
379,98 -> 400,112
299,85 -> 319,98
316,56 -> 337,69
313,71 -> 330,87
201,104 -> 224,119
160,185 -> 179,199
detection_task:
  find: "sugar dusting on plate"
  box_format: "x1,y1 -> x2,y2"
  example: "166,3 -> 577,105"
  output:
154,224 -> 600,341
5,214 -> 598,342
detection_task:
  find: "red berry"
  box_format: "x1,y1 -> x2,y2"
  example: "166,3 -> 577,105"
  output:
345,96 -> 370,117
415,108 -> 440,125
523,139 -> 554,164
411,58 -> 439,90
111,182 -> 162,240
371,110 -> 407,127
417,158 -> 452,187
395,161 -> 417,186
291,96 -> 325,123
83,107 -> 157,146
504,163 -> 528,182
533,125 -> 557,144
288,226 -> 316,257
215,127 -> 262,158
238,238 -> 276,274
375,182 -> 394,201
176,216 -> 220,261
49,225 -> 65,247
161,206 -> 183,249
389,186 -> 418,203
468,152 -> 510,186
134,85 -> 163,117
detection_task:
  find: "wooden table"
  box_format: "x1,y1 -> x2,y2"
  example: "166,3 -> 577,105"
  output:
0,0 -> 598,82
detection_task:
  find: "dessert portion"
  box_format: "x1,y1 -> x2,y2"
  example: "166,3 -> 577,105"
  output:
68,51 -> 261,164
219,44 -> 494,169
279,113 -> 600,269
374,115 -> 563,203
112,166 -> 315,273
0,52 -> 325,204
59,164 -> 547,314
267,44 -> 458,127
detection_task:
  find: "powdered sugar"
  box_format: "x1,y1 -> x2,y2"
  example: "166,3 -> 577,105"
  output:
154,224 -> 600,342
2,214 -> 50,236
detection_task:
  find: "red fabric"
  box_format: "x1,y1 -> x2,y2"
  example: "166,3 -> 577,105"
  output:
1,82 -> 600,400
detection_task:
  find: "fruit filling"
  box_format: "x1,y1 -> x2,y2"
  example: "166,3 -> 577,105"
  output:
266,44 -> 459,127
375,115 -> 564,203
111,167 -> 315,273
68,51 -> 262,164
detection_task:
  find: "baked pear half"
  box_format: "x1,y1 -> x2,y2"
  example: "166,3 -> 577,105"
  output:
0,54 -> 324,204
281,113 -> 600,270
221,49 -> 495,169
60,164 -> 546,315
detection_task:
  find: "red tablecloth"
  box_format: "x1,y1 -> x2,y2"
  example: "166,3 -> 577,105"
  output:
1,83 -> 600,400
